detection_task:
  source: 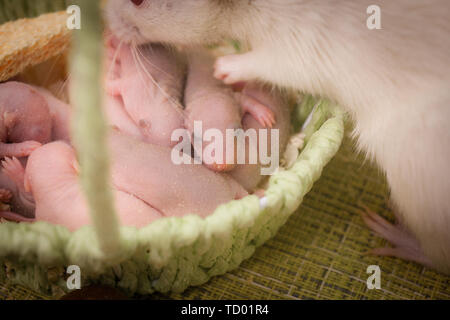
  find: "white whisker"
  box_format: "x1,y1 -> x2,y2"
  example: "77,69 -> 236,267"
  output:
106,37 -> 124,82
131,42 -> 185,118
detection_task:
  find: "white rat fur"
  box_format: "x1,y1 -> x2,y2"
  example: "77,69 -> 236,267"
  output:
106,0 -> 450,273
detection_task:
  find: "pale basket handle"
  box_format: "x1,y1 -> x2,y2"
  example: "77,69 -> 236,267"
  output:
70,0 -> 123,259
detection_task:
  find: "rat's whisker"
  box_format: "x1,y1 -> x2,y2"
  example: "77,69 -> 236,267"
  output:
57,74 -> 71,100
131,43 -> 156,98
131,43 -> 185,118
106,37 -> 124,82
136,45 -> 172,79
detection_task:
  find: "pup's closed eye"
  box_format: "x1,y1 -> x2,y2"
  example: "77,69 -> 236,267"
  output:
130,0 -> 144,7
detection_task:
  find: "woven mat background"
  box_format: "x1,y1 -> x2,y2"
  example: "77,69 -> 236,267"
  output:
1,129 -> 449,300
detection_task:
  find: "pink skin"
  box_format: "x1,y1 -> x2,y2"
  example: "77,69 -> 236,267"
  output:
0,82 -> 71,220
105,40 -> 185,147
0,188 -> 12,202
184,49 -> 276,173
0,82 -> 53,158
0,161 -> 35,219
30,86 -> 72,143
0,131 -> 247,230
103,94 -> 147,141
10,140 -> 163,230
229,83 -> 291,192
107,130 -> 248,218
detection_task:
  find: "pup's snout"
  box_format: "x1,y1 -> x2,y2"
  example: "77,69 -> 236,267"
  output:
207,162 -> 237,173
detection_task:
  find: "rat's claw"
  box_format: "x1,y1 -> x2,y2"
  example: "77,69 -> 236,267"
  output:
1,157 -> 26,188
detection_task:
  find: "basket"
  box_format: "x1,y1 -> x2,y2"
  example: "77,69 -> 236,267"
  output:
0,2 -> 345,296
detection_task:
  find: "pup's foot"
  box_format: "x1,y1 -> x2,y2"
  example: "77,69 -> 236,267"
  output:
0,188 -> 12,202
359,205 -> 433,268
1,157 -> 26,188
1,157 -> 35,210
236,92 -> 276,128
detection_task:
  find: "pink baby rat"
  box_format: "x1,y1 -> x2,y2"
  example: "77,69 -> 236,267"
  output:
105,39 -> 185,147
0,81 -> 52,158
229,83 -> 292,192
106,0 -> 450,273
0,82 -> 71,219
0,130 -> 247,231
106,42 -> 277,174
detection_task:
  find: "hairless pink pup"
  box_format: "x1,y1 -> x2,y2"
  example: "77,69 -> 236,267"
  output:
184,49 -> 276,173
0,131 -> 247,231
229,83 -> 292,192
0,82 -> 71,217
105,39 -> 185,147
0,82 -> 52,159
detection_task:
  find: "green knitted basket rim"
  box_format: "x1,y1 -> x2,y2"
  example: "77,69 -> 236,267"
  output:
0,99 -> 344,296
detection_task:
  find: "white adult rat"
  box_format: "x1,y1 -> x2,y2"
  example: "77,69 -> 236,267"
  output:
106,0 -> 450,273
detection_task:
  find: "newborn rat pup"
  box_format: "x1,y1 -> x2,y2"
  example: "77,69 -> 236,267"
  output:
184,49 -> 275,172
105,39 -> 185,147
0,82 -> 71,219
106,0 -> 450,273
30,85 -> 72,143
0,82 -> 52,158
229,83 -> 291,192
0,142 -> 162,230
0,131 -> 247,230
0,168 -> 35,220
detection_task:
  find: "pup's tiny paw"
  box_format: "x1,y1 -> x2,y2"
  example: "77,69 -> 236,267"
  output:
1,157 -> 25,183
253,105 -> 276,128
0,188 -> 12,202
239,93 -> 276,128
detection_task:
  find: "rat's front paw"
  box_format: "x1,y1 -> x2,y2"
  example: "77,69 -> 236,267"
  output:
214,55 -> 248,85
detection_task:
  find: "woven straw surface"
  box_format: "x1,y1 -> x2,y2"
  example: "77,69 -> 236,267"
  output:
1,127 -> 449,300
0,11 -> 71,82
